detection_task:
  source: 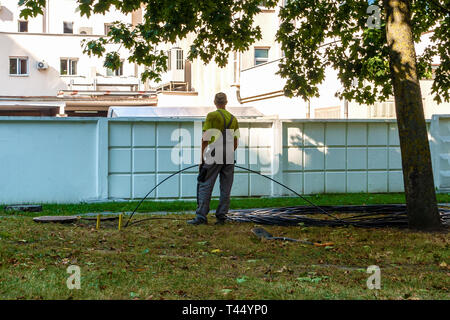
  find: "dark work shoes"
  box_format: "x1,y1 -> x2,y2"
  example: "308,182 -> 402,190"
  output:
187,217 -> 207,225
187,217 -> 227,225
215,218 -> 226,225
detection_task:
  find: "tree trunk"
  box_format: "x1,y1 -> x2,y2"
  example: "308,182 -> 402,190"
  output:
383,0 -> 442,230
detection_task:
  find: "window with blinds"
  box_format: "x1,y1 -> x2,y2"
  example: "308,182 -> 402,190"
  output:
176,49 -> 184,70
368,101 -> 396,118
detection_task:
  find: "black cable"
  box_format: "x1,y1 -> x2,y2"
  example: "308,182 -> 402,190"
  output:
123,164 -> 450,229
234,165 -> 345,222
124,164 -> 342,227
124,164 -> 198,227
226,205 -> 450,228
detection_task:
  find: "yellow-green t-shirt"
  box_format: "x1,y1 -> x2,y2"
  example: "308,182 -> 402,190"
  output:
202,109 -> 240,144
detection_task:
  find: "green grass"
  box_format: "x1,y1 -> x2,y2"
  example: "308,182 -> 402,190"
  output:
4,192 -> 450,217
0,193 -> 449,300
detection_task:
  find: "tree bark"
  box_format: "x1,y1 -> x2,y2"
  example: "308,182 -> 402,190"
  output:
383,0 -> 442,230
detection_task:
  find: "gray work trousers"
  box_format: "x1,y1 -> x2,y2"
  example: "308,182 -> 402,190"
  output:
195,163 -> 235,221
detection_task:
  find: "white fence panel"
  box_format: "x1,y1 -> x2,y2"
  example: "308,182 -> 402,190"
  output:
0,118 -> 99,203
107,119 -> 275,199
279,120 -> 404,196
430,115 -> 450,192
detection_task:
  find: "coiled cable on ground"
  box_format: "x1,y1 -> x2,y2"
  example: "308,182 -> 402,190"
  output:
124,165 -> 450,228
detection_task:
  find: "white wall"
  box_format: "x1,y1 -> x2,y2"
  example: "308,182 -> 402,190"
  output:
46,0 -> 131,35
0,0 -> 45,33
281,120 -> 404,194
0,33 -> 139,96
0,118 -> 99,203
430,115 -> 450,192
3,116 -> 445,204
240,60 -> 343,118
156,93 -> 200,107
0,0 -> 141,98
0,0 -> 132,34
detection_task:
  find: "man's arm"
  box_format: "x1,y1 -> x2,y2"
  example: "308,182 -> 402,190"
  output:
201,113 -> 212,165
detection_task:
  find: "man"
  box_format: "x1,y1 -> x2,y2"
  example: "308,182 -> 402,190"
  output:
187,92 -> 239,225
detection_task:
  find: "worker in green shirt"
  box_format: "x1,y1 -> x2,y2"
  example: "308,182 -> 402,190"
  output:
188,92 -> 240,225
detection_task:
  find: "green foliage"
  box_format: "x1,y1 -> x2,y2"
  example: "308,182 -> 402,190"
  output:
18,0 -> 449,103
278,0 -> 449,104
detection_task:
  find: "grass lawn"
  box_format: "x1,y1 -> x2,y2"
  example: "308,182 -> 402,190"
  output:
4,192 -> 450,217
0,193 -> 449,300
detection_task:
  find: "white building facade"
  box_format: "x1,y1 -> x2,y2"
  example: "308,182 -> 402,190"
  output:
0,0 -> 154,116
0,0 -> 448,118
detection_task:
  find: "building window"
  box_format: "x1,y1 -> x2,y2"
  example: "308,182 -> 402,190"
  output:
9,57 -> 29,76
258,1 -> 268,8
63,22 -> 74,34
369,101 -> 396,118
315,106 -> 341,119
104,23 -> 113,35
176,49 -> 184,70
254,48 -> 269,65
166,50 -> 172,71
233,51 -> 239,83
106,61 -> 124,76
258,1 -> 275,9
18,21 -> 28,32
60,58 -> 78,75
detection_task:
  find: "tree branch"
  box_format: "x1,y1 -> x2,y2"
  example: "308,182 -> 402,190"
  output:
427,0 -> 450,15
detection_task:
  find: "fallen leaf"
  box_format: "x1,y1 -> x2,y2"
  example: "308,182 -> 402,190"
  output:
276,266 -> 290,273
221,289 -> 232,295
236,276 -> 248,284
314,242 -> 334,247
211,249 -> 222,253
